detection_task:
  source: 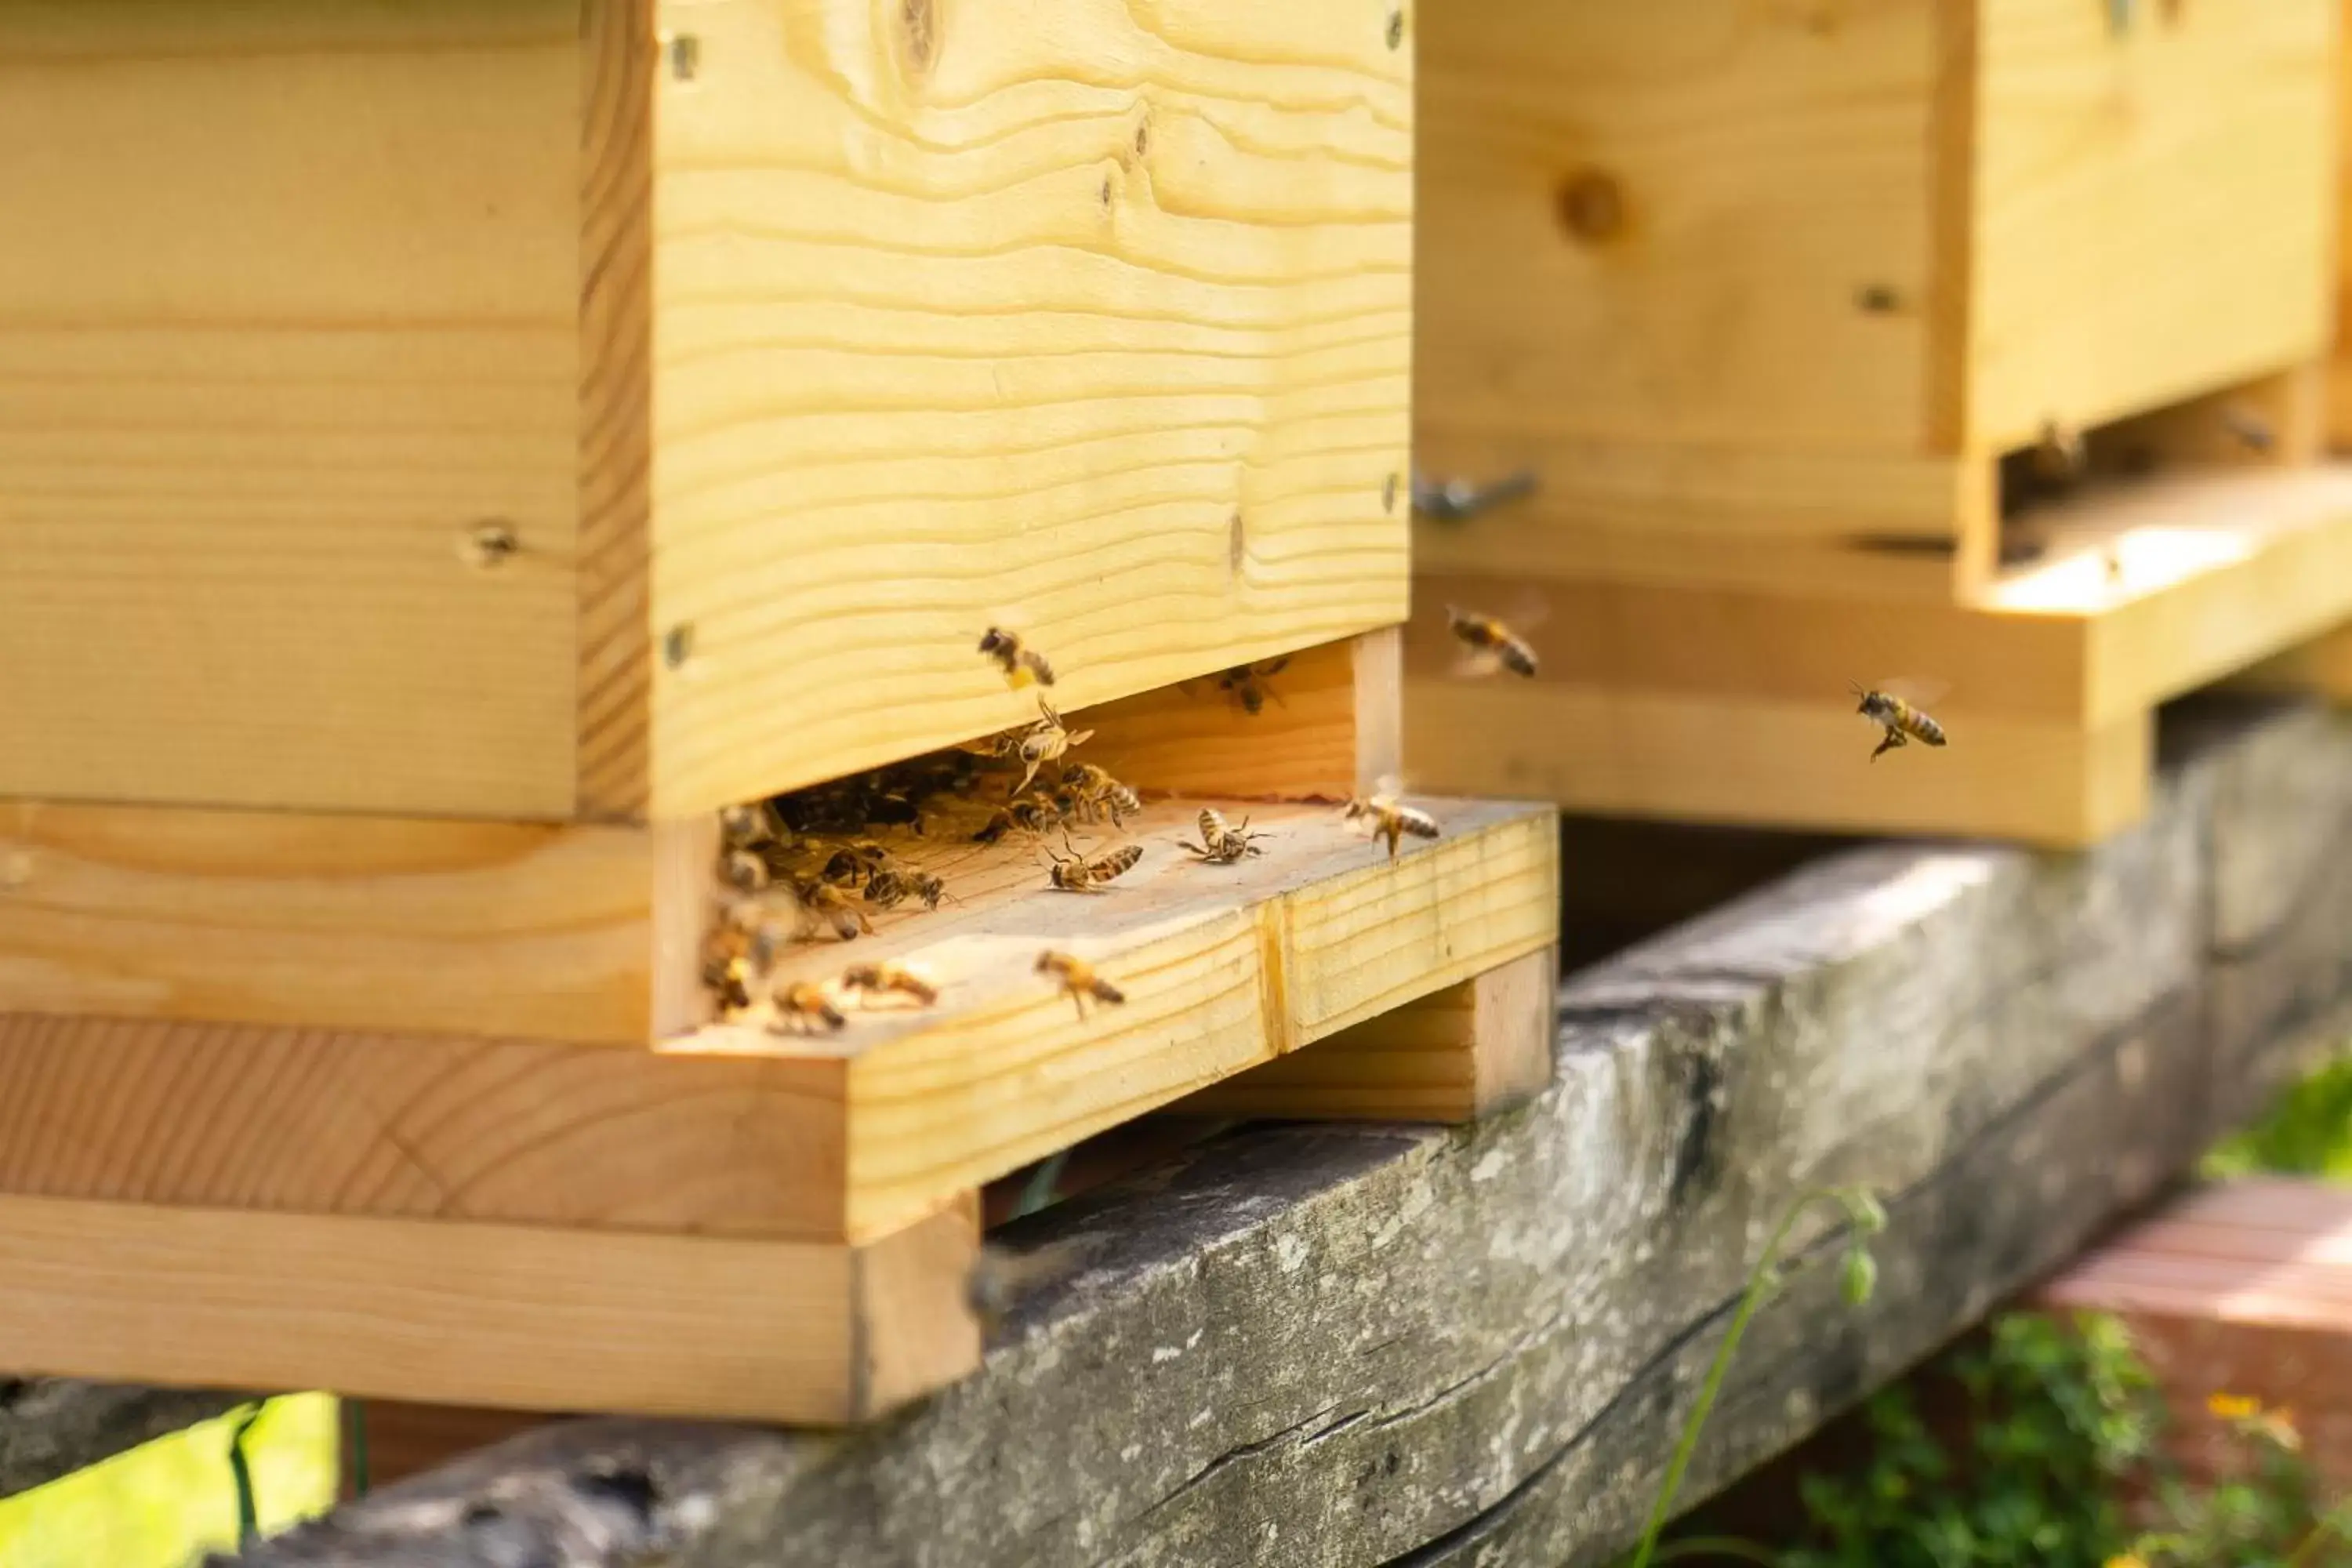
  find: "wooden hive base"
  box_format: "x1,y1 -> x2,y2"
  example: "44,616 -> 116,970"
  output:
1407,463 -> 2352,847
0,795 -> 1556,1423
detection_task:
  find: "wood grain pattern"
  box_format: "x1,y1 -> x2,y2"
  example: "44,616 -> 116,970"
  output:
577,0 -> 658,818
2230,620 -> 2352,702
0,1 -> 583,817
0,1192 -> 978,1422
0,802 -> 702,1045
1414,0 -> 1951,584
1180,945 -> 1555,1121
0,800 -> 1553,1244
1968,0 -> 2336,448
642,0 -> 1412,816
1074,627 -> 1399,802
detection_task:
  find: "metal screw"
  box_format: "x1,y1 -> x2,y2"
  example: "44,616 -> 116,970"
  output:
457,521 -> 519,569
1557,169 -> 1627,245
662,624 -> 696,669
1854,284 -> 1901,314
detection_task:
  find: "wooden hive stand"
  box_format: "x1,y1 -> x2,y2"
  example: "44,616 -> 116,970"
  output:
1403,0 -> 2352,847
0,0 -> 1562,1425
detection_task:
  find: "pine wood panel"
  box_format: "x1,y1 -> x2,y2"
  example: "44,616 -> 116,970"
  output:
0,1192 -> 978,1422
1968,0 -> 2336,448
0,0 -> 583,817
641,0 -> 1413,816
0,803 -> 710,1046
0,800 -> 1555,1243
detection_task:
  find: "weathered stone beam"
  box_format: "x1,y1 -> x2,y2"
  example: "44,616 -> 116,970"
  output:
87,697 -> 2352,1566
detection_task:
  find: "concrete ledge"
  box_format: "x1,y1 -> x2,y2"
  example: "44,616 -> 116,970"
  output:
13,697 -> 2352,1566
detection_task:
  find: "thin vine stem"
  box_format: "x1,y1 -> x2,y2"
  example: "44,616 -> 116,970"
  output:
1626,1185 -> 1882,1568
1647,1535 -> 1783,1565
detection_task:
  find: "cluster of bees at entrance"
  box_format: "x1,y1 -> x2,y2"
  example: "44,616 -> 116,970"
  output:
703,627 -> 1443,1036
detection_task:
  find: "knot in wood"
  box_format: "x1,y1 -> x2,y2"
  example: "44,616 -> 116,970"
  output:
1556,169 -> 1628,245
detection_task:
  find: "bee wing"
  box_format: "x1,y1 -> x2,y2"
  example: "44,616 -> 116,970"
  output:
1504,588 -> 1552,635
1875,677 -> 1952,709
1372,771 -> 1405,800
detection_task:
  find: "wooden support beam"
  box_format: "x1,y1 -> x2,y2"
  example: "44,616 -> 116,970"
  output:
1180,946 -> 1555,1122
0,1194 -> 979,1424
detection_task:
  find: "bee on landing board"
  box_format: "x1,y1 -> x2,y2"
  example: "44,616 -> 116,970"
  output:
769,979 -> 847,1036
791,876 -> 875,942
1036,949 -> 1125,1019
1044,833 -> 1142,893
840,960 -> 940,1008
1852,684 -> 1949,763
978,627 -> 1055,689
1011,698 -> 1094,796
1341,776 -> 1441,861
1446,605 -> 1541,678
1178,808 -> 1269,865
975,790 -> 1064,845
1053,763 -> 1142,829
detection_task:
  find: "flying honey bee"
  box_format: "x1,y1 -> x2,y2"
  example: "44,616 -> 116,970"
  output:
1178,808 -> 1269,865
1054,763 -> 1142,829
840,960 -> 940,1008
1011,698 -> 1094,796
1446,605 -> 1541,678
1044,834 -> 1143,893
1218,657 -> 1291,716
770,979 -> 848,1036
967,1236 -> 1098,1335
2029,418 -> 2087,486
1852,683 -> 1950,763
1341,776 -> 1441,860
1036,949 -> 1125,1018
978,627 -> 1055,689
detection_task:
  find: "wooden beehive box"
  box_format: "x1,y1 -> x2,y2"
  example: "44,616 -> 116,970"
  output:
0,0 -> 1575,1425
0,0 -> 1411,822
1415,0 -> 2337,596
1401,0 -> 2352,847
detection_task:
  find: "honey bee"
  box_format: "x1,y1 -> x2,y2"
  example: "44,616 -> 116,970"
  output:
840,960 -> 941,1008
1036,949 -> 1125,1018
1178,808 -> 1269,865
793,877 -> 874,942
1446,605 -> 1540,678
1214,657 -> 1291,716
719,847 -> 771,895
1852,684 -> 1949,763
865,865 -> 948,912
1341,777 -> 1441,860
974,791 -> 1064,845
769,979 -> 847,1036
706,951 -> 757,1016
2029,418 -> 2087,486
719,800 -> 781,849
1044,835 -> 1143,893
1053,763 -> 1142,829
1011,698 -> 1094,796
978,627 -> 1056,689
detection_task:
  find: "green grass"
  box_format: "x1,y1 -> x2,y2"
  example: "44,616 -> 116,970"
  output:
0,1394 -> 338,1568
2204,1052 -> 2352,1183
